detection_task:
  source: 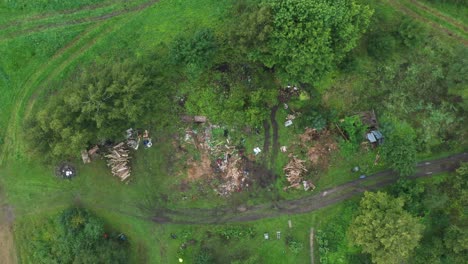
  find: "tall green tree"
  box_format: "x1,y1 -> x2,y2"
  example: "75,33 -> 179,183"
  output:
260,0 -> 373,83
27,59 -> 169,159
349,191 -> 424,264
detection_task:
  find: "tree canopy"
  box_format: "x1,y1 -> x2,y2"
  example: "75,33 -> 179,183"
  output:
26,208 -> 129,264
349,191 -> 424,264
259,0 -> 373,83
27,58 -> 173,159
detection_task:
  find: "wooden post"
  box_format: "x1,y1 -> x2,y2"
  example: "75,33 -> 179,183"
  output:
310,228 -> 315,264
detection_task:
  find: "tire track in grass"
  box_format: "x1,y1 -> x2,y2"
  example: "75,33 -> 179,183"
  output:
0,0 -> 144,30
0,1 -> 157,164
0,0 -> 127,30
409,0 -> 467,33
0,0 -> 158,42
386,0 -> 468,45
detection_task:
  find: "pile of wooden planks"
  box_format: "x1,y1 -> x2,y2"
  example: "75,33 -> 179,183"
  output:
105,142 -> 131,181
284,154 -> 308,189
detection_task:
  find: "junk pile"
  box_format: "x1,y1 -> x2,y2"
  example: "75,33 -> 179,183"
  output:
183,125 -> 250,196
55,162 -> 77,179
216,156 -> 249,196
283,154 -> 313,190
300,128 -> 338,168
81,145 -> 100,164
105,142 -> 131,182
283,154 -> 307,189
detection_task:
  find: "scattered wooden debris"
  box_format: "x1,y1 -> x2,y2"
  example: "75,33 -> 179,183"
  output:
216,157 -> 248,196
81,150 -> 91,164
88,145 -> 99,156
181,115 -> 208,123
105,142 -> 131,181
283,155 -> 308,190
194,116 -> 207,123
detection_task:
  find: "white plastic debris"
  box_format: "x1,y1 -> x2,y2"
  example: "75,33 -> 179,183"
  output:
285,120 -> 293,127
264,233 -> 269,240
253,147 -> 262,155
280,146 -> 287,153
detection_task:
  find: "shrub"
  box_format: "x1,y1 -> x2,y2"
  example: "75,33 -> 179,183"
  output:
398,18 -> 427,47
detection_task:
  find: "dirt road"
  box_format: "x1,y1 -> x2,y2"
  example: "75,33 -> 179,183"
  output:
152,152 -> 468,224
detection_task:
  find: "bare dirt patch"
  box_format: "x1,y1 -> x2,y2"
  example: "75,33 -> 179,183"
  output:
0,204 -> 16,264
187,153 -> 212,180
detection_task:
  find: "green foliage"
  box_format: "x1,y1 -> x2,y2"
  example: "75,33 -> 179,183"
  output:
170,28 -> 217,75
215,226 -> 256,240
447,47 -> 468,111
26,59 -> 172,159
367,32 -> 397,60
398,18 -> 428,47
227,0 -> 273,57
260,0 -> 373,84
194,248 -> 214,264
184,63 -> 278,127
349,191 -> 424,264
415,102 -> 458,152
380,118 -> 417,176
286,235 -> 304,254
338,115 -> 367,155
389,178 -> 425,214
317,202 -> 370,264
25,208 -> 129,264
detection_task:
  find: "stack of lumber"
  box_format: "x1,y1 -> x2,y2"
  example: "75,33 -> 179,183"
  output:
284,155 -> 307,189
105,142 -> 131,181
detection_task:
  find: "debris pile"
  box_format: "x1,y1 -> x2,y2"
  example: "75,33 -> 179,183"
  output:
216,157 -> 249,196
300,128 -> 338,168
283,154 -> 308,190
105,142 -> 131,182
81,145 -> 100,164
55,162 -> 77,179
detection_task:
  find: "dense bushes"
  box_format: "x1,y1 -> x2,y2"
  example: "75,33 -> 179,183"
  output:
23,208 -> 129,264
260,0 -> 373,84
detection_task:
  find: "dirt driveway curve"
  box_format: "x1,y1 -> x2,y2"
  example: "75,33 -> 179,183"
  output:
153,152 -> 468,224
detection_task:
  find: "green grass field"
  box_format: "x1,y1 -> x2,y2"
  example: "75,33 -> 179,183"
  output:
0,0 -> 466,263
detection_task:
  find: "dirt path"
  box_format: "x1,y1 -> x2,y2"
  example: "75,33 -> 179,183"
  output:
0,0 -> 159,42
152,152 -> 468,224
270,106 -> 279,164
386,0 -> 468,45
0,189 -> 16,264
263,119 -> 270,155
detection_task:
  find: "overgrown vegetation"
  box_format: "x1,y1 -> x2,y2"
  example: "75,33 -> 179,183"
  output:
1,0 -> 466,263
17,207 -> 129,263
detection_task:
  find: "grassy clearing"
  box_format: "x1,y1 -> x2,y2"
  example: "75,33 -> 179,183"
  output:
1,0 -> 465,262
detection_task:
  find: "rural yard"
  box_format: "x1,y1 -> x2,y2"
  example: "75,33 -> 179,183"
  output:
0,0 -> 466,263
